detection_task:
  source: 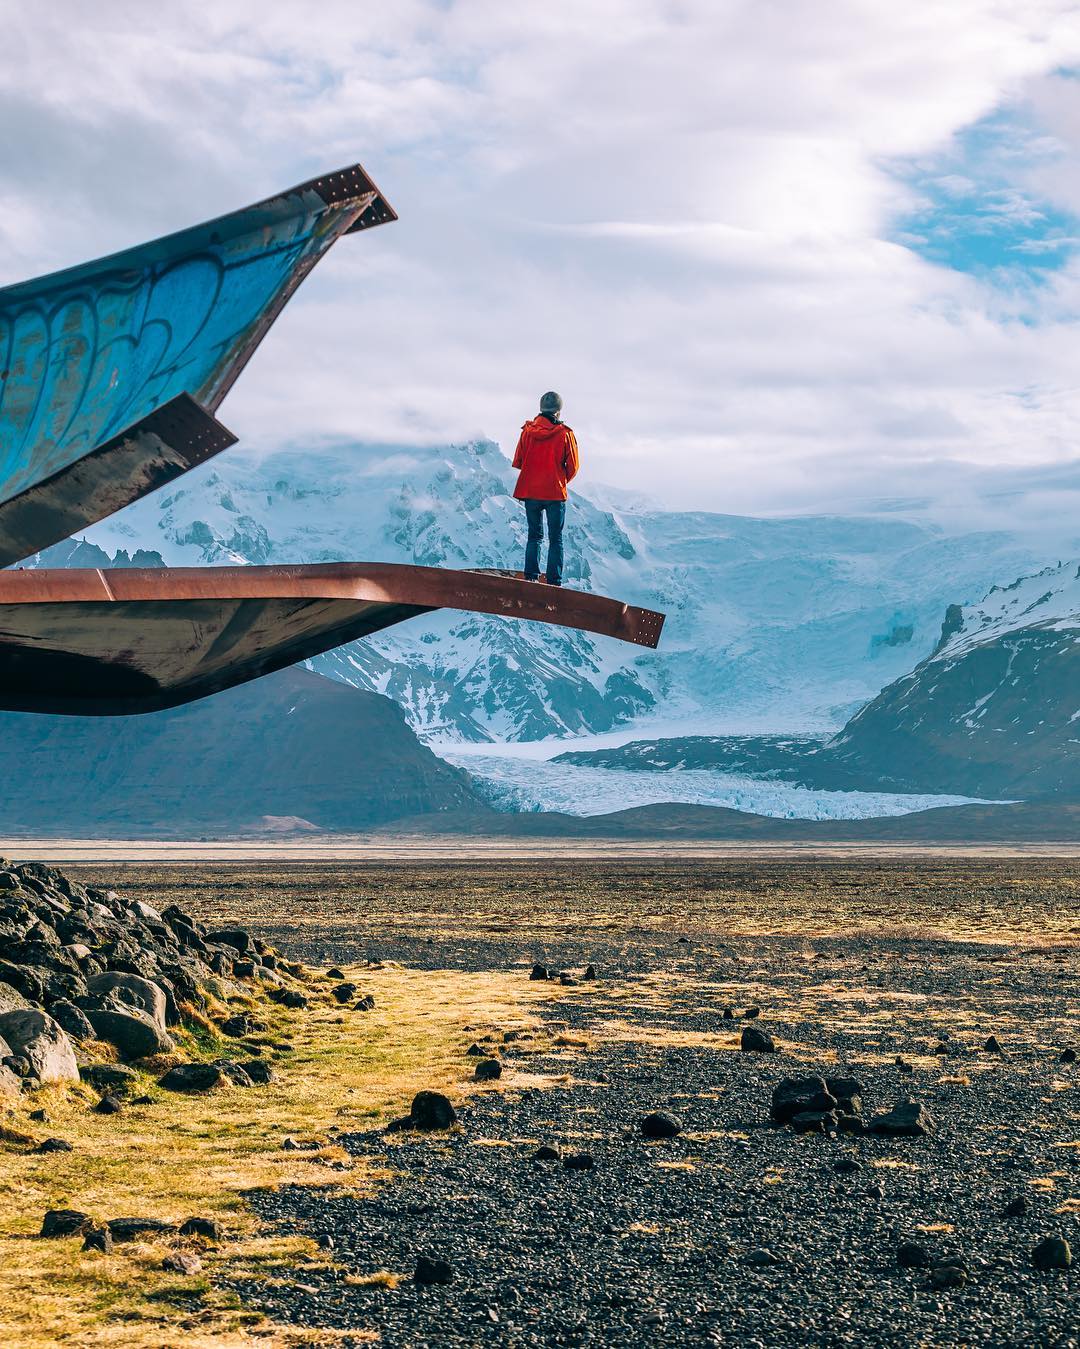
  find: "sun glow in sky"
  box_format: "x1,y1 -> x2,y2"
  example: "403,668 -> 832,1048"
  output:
5,1 -> 1080,515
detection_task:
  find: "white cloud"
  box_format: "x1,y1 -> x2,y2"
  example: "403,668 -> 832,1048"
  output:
4,0 -> 1080,515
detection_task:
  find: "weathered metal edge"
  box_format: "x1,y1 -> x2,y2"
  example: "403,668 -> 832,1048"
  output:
0,395 -> 237,568
0,163 -> 396,303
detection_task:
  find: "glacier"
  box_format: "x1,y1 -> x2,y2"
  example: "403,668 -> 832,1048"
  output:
441,749 -> 993,819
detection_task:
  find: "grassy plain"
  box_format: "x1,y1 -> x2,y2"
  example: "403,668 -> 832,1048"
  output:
0,856 -> 1076,1346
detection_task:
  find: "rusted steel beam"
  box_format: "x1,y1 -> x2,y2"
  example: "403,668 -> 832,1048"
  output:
0,563 -> 665,716
0,164 -> 395,564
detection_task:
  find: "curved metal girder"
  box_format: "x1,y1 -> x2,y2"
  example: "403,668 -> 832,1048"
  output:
0,165 -> 395,565
0,563 -> 666,715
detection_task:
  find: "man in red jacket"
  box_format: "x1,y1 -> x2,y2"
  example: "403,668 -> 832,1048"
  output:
512,391 -> 580,586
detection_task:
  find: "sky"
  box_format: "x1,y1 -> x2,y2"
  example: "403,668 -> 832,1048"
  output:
5,1 -> 1080,516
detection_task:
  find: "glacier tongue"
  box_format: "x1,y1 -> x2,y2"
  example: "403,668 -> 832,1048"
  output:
42,436 -> 1070,743
439,751 -> 993,819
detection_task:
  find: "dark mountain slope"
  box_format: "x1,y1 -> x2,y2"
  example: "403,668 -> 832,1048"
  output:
1,668 -> 484,836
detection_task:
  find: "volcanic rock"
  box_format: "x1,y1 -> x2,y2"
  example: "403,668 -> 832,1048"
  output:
415,1254 -> 453,1285
640,1110 -> 683,1139
49,1000 -> 94,1041
410,1091 -> 457,1130
741,1026 -> 777,1053
1032,1236 -> 1072,1270
40,1209 -> 92,1238
867,1099 -> 933,1137
158,1063 -> 228,1093
0,1009 -> 78,1083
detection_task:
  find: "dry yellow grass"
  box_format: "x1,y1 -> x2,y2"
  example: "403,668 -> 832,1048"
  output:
0,963 -> 553,1348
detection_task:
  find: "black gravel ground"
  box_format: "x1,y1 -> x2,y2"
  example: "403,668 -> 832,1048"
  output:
227,926 -> 1080,1348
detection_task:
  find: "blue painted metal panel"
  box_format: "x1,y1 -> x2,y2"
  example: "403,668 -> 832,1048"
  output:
0,164 -> 395,541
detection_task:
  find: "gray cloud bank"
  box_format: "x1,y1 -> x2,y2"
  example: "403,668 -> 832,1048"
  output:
5,1 -> 1080,517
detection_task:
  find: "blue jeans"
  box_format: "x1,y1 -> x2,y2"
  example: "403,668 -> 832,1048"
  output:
523,499 -> 566,584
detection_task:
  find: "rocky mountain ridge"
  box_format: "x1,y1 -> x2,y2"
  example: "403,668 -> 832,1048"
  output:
560,555 -> 1080,801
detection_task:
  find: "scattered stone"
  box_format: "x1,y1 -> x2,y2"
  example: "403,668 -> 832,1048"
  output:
790,1110 -> 838,1134
1060,1047 -> 1077,1064
564,1152 -> 595,1170
49,1000 -> 95,1042
220,1014 -> 252,1037
207,929 -> 253,956
532,1143 -> 561,1162
82,972 -> 174,1057
474,1058 -> 503,1082
583,964 -> 598,980
415,1254 -> 453,1285
771,1076 -> 837,1124
410,1090 -> 457,1130
28,1108 -> 49,1123
0,982 -> 30,1015
559,972 -> 578,986
722,1007 -> 735,1020
929,1261 -> 967,1289
107,1217 -> 177,1241
1032,1236 -> 1072,1270
1004,1196 -> 1030,1217
833,1158 -> 862,1174
867,1099 -> 933,1138
162,1252 -> 203,1275
233,960 -> 257,980
466,1043 -> 486,1057
745,1248 -> 779,1266
179,1216 -> 222,1241
740,1026 -> 777,1054
983,1035 -> 1003,1053
93,1094 -> 123,1115
332,983 -> 359,1004
327,968 -> 345,980
158,1063 -> 227,1093
0,1009 -> 79,1083
82,1224 -> 114,1254
35,1137 -> 73,1154
529,964 -> 549,981
40,1208 -> 92,1238
640,1110 -> 683,1139
354,994 -> 376,1011
897,1241 -> 930,1268
213,1060 -> 256,1087
80,1064 -> 138,1093
825,1077 -> 865,1115
743,1006 -> 761,1019
277,990 -> 308,1010
864,1183 -> 885,1200
240,1059 -> 274,1085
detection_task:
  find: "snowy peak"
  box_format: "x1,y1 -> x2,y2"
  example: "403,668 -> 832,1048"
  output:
932,559 -> 1080,663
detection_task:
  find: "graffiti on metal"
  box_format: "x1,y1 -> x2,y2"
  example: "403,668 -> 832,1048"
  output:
0,165 -> 394,560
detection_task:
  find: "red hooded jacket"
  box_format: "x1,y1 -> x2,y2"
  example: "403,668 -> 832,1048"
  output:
512,416 -> 580,501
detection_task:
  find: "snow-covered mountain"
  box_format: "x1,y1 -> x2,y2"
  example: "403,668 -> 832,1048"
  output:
823,559 -> 1080,797
36,437 -> 1078,744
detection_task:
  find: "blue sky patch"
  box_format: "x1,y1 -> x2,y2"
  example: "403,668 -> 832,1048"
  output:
890,107 -> 1080,282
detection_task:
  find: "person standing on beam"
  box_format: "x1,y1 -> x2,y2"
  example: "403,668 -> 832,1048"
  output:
512,391 -> 580,586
